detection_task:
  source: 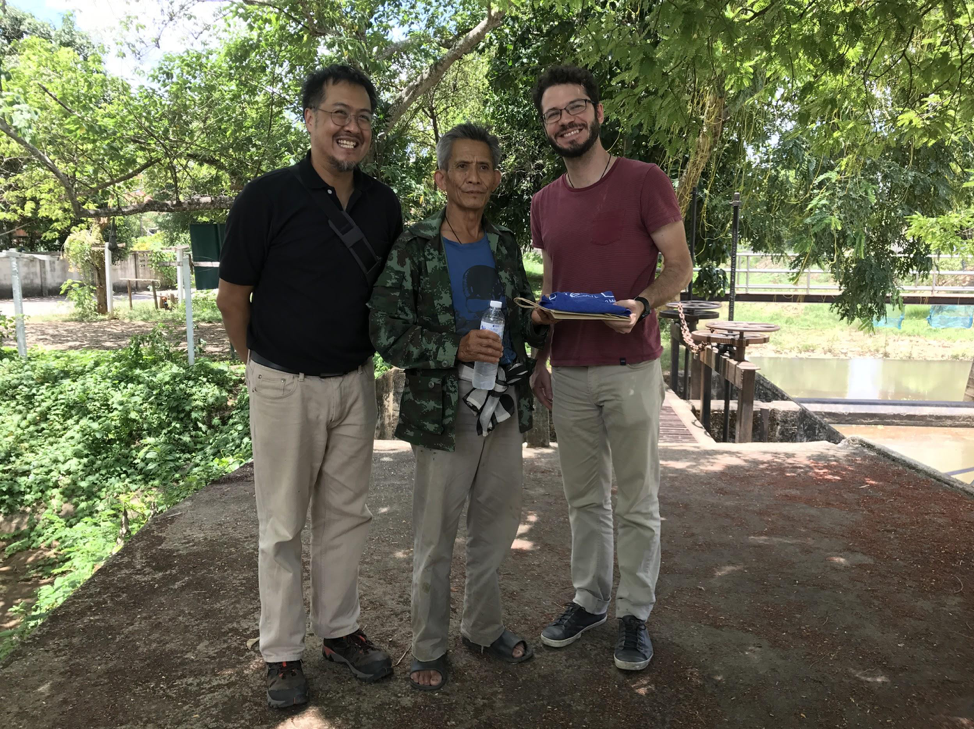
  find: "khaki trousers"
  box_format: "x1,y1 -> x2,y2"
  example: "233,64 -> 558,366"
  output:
411,379 -> 523,662
247,357 -> 377,663
551,359 -> 665,621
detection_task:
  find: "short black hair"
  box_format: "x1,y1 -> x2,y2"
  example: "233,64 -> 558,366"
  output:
532,65 -> 600,115
301,64 -> 378,113
436,123 -> 502,170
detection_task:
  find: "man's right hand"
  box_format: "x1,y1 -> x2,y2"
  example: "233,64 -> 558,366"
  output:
531,364 -> 553,411
458,329 -> 504,363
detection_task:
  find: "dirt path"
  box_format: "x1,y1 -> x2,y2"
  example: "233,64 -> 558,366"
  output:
18,320 -> 233,359
1,441 -> 971,728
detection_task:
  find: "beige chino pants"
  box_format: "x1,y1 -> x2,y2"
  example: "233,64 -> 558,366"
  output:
410,378 -> 523,662
247,357 -> 377,663
551,359 -> 665,621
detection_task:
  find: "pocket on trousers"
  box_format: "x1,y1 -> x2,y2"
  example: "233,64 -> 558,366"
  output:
625,359 -> 653,370
250,365 -> 298,400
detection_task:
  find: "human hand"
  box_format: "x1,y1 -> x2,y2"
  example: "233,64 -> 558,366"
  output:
602,299 -> 644,334
531,307 -> 557,326
530,364 -> 553,410
458,329 -> 503,363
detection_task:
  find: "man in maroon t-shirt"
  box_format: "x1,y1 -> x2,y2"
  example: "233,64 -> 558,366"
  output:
529,65 -> 692,672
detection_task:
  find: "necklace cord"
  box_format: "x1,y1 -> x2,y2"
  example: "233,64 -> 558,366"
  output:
567,154 -> 612,189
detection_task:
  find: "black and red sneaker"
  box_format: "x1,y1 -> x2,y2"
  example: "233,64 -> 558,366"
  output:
265,660 -> 309,708
321,629 -> 392,683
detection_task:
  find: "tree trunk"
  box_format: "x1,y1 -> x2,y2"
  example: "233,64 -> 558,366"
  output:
93,256 -> 108,315
964,360 -> 974,402
676,88 -> 726,215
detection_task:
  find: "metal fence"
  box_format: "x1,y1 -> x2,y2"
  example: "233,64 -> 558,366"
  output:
706,252 -> 974,297
1,247 -> 206,363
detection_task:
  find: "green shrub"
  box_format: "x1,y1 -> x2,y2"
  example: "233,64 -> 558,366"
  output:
0,327 -> 252,658
59,279 -> 99,321
0,313 -> 13,347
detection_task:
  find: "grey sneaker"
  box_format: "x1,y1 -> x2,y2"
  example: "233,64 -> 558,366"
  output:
614,616 -> 653,671
540,602 -> 608,648
265,660 -> 309,708
322,629 -> 393,683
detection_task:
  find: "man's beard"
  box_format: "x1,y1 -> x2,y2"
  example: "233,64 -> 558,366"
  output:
546,118 -> 601,159
329,155 -> 358,173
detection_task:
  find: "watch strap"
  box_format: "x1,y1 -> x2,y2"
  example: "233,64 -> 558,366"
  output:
634,296 -> 651,320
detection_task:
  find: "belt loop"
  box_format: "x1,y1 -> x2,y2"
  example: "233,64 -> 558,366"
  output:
298,372 -> 306,382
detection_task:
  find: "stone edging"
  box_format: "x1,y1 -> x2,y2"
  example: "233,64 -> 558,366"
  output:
841,435 -> 974,499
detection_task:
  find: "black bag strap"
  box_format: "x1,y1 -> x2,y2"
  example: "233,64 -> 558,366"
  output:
291,165 -> 383,285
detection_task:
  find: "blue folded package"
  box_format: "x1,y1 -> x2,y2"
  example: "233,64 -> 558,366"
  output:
540,291 -> 630,317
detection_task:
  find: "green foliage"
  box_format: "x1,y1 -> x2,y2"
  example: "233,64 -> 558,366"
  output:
693,262 -> 728,300
0,329 -> 251,657
59,279 -> 98,321
0,313 -> 13,347
61,226 -> 104,278
374,355 -> 392,377
4,1 -> 974,326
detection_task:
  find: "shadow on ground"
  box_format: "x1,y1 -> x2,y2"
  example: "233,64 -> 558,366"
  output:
1,440 -> 972,728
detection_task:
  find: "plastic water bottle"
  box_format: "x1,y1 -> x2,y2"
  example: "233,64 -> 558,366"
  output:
473,300 -> 505,390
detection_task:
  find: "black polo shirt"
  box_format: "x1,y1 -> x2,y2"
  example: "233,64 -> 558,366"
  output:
220,151 -> 402,373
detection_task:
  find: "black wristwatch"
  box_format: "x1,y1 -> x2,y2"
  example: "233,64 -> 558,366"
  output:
634,296 -> 651,320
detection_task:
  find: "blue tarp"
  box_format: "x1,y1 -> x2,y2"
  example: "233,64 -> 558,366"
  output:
927,305 -> 974,329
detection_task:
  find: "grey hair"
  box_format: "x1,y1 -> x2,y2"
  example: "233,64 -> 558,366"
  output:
436,123 -> 501,171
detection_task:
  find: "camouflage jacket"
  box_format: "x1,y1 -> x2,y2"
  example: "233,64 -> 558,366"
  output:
368,208 -> 548,451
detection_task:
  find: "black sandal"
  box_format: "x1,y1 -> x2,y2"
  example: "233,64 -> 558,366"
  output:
462,629 -> 534,664
409,655 -> 449,691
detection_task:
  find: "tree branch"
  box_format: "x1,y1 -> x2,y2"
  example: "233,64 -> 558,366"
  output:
38,83 -> 85,119
240,0 -> 327,36
383,7 -> 505,134
0,116 -> 82,218
84,158 -> 161,194
79,195 -> 236,218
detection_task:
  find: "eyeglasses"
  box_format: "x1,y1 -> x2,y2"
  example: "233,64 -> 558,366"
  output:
314,107 -> 374,129
541,98 -> 594,125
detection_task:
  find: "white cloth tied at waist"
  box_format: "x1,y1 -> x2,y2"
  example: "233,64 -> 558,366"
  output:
457,361 -> 529,437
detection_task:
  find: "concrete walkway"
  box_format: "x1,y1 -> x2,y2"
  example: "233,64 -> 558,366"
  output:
1,440 -> 972,728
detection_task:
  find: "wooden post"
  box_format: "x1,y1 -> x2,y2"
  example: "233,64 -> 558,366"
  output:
701,355 -> 713,435
152,283 -> 158,310
736,366 -> 756,443
669,322 -> 680,393
127,279 -> 133,309
526,397 -> 551,447
690,355 -> 703,400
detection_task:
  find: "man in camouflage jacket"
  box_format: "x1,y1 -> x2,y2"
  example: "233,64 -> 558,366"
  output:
369,123 -> 551,690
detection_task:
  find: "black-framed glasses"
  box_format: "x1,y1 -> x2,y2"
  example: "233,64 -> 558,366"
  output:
314,107 -> 374,129
541,98 -> 594,125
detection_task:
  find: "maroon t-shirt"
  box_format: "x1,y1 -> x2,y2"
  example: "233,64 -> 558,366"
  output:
530,158 -> 683,367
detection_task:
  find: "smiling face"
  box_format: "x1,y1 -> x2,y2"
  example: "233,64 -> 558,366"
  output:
303,80 -> 373,173
540,83 -> 603,159
434,139 -> 501,215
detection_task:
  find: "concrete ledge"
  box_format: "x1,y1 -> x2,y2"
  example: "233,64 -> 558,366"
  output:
805,402 -> 974,427
842,435 -> 974,499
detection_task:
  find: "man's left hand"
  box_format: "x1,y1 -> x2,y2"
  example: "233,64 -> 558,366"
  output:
603,299 -> 645,334
531,307 -> 557,326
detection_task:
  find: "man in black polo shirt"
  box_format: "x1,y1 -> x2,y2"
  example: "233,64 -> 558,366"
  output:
217,64 -> 402,708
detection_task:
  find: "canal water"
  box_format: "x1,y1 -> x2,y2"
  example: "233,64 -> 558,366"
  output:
836,425 -> 974,486
750,357 -> 971,401
750,356 -> 974,484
